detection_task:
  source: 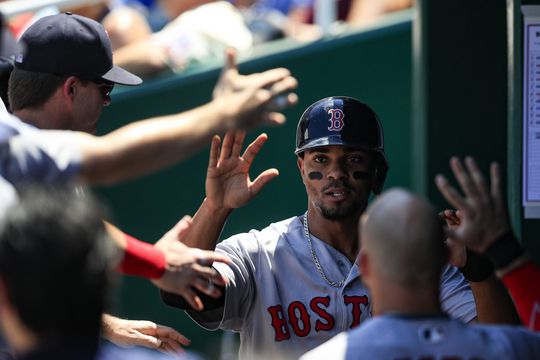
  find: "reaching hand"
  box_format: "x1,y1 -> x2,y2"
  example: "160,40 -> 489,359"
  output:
435,156 -> 512,253
151,215 -> 231,311
102,314 -> 190,354
205,131 -> 279,212
213,49 -> 298,129
438,209 -> 467,268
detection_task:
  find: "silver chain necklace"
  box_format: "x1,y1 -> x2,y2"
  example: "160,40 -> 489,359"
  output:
303,212 -> 346,288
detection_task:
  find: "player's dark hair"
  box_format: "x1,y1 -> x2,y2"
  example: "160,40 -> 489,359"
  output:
8,68 -> 68,111
0,185 -> 117,345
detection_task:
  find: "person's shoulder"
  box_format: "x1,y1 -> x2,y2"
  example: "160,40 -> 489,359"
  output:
220,216 -> 299,244
472,323 -> 540,342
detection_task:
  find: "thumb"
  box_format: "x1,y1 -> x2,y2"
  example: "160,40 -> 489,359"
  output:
172,215 -> 193,239
444,227 -> 461,244
222,48 -> 238,75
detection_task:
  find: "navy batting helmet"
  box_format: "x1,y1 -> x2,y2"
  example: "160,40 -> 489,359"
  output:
295,96 -> 389,194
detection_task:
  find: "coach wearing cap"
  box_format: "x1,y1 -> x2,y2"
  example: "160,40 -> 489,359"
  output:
3,11 -> 298,352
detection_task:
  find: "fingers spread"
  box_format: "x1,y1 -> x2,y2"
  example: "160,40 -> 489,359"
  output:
250,168 -> 279,196
250,68 -> 292,89
264,112 -> 286,126
464,156 -> 489,198
231,131 -> 246,157
268,75 -> 297,96
450,157 -> 478,200
129,332 -> 162,349
435,174 -> 467,211
208,135 -> 221,169
242,133 -> 268,165
490,161 -> 504,211
219,131 -> 235,162
156,325 -> 190,348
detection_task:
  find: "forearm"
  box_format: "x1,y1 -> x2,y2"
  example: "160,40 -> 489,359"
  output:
105,221 -> 167,279
78,100 -> 233,185
104,221 -> 127,250
469,275 -> 521,324
181,199 -> 232,250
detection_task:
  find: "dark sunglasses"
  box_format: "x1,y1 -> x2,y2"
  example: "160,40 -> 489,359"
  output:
82,77 -> 115,106
93,81 -> 114,105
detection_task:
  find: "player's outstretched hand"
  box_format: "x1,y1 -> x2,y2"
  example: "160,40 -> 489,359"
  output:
213,48 -> 298,129
205,131 -> 279,212
151,215 -> 231,311
102,314 -> 190,354
435,156 -> 512,253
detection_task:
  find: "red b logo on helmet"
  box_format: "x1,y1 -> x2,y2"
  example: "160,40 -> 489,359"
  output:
327,109 -> 345,131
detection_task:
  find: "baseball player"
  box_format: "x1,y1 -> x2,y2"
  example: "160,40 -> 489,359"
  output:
160,96 -> 500,359
301,188 -> 540,360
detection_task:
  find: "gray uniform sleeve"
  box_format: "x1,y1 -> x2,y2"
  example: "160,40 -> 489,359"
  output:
0,125 -> 82,187
439,264 -> 477,322
186,233 -> 258,331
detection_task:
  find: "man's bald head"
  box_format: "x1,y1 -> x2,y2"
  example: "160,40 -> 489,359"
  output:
360,188 -> 446,288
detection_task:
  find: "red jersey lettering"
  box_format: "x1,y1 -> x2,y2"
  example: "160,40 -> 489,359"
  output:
267,305 -> 291,341
288,301 -> 311,337
344,295 -> 369,328
310,296 -> 335,332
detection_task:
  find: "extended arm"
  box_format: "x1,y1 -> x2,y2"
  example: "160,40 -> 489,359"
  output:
77,78 -> 295,185
160,131 -> 277,311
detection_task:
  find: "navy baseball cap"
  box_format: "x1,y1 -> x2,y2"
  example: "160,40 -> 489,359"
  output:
14,12 -> 142,86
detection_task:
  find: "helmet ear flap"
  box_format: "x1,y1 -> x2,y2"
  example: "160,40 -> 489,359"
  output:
370,154 -> 389,195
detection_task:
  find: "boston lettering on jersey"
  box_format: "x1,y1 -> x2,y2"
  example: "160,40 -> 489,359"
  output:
267,295 -> 369,341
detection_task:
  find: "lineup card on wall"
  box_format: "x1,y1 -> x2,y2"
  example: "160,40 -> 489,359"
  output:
523,6 -> 540,218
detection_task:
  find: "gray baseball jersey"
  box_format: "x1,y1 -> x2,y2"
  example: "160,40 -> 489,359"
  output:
187,216 -> 476,360
0,107 -> 81,215
301,314 -> 540,360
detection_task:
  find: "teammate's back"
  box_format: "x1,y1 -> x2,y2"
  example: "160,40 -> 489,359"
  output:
344,315 -> 540,360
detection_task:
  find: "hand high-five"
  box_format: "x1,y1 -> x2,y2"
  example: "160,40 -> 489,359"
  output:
435,156 -> 511,253
205,131 -> 279,212
213,49 -> 299,128
152,215 -> 231,311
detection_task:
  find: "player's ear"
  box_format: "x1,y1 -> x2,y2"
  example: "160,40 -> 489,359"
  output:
358,249 -> 370,280
62,76 -> 78,101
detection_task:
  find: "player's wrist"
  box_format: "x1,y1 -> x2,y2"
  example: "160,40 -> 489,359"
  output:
203,197 -> 234,215
210,97 -> 237,132
118,233 -> 167,279
484,231 -> 524,270
458,249 -> 494,282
